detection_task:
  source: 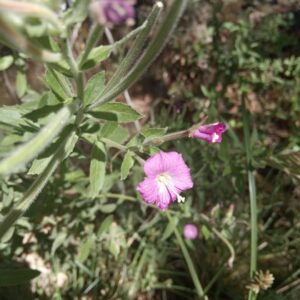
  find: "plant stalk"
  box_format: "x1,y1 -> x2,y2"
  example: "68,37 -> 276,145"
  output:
0,138 -> 67,241
166,211 -> 205,299
242,96 -> 258,300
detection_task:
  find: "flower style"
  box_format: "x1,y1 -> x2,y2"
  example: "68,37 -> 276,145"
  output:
183,224 -> 198,240
90,0 -> 135,26
191,122 -> 227,143
137,151 -> 193,211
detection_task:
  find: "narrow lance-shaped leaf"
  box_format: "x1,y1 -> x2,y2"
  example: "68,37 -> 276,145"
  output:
84,71 -> 105,106
89,0 -> 187,109
121,151 -> 134,180
28,128 -> 78,175
78,236 -> 94,264
0,130 -> 74,241
88,102 -> 142,123
103,2 -> 164,94
0,104 -> 75,175
88,141 -> 106,198
44,68 -> 74,101
79,45 -> 112,70
51,232 -> 67,256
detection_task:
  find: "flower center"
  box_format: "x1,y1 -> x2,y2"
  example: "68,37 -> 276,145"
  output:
211,132 -> 220,143
111,3 -> 127,17
156,173 -> 185,203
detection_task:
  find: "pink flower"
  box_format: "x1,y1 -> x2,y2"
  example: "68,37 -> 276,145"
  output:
137,151 -> 193,211
90,0 -> 135,26
191,122 -> 227,143
183,224 -> 198,240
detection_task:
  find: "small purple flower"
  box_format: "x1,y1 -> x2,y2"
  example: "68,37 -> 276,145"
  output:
191,122 -> 227,144
137,151 -> 193,211
183,224 -> 198,240
91,0 -> 135,26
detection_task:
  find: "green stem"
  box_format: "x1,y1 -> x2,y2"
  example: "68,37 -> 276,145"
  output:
102,2 -> 163,94
63,37 -> 84,102
143,129 -> 189,146
0,138 -> 67,241
203,257 -> 227,294
242,96 -> 258,300
89,0 -> 188,109
166,211 -> 205,299
79,23 -> 103,69
64,36 -> 78,76
101,137 -> 127,151
97,193 -> 136,202
0,104 -> 75,175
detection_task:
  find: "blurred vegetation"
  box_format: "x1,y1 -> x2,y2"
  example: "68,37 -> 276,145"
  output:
1,0 -> 300,299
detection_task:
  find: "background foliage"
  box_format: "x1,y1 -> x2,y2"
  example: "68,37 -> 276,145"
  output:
0,0 -> 300,299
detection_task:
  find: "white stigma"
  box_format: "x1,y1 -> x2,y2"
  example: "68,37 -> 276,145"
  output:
156,173 -> 185,203
212,132 -> 220,143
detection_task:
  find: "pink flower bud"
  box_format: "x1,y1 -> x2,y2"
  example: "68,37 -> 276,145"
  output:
183,224 -> 198,240
191,122 -> 227,143
90,0 -> 135,26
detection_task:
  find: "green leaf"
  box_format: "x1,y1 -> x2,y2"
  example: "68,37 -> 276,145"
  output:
162,221 -> 175,241
97,215 -> 113,237
88,141 -> 106,198
0,105 -> 75,175
100,122 -> 118,138
89,102 -> 142,123
28,126 -> 78,175
28,156 -> 52,176
24,104 -> 63,122
106,126 -> 129,144
84,72 -> 105,106
107,223 -> 126,259
44,68 -> 73,102
78,236 -> 94,264
51,232 -> 67,256
141,127 -> 167,139
0,134 -> 71,241
16,70 -> 27,98
121,151 -> 134,180
63,0 -> 90,26
89,0 -> 187,109
0,268 -> 40,286
0,55 -> 13,71
99,204 -> 117,213
80,45 -> 112,70
201,225 -> 211,240
0,106 -> 24,128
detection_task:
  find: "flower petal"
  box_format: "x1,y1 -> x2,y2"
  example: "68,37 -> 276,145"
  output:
136,178 -> 158,204
144,151 -> 188,178
156,185 -> 173,210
